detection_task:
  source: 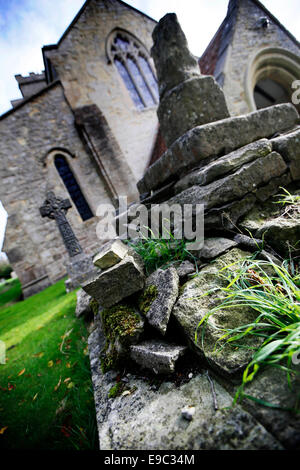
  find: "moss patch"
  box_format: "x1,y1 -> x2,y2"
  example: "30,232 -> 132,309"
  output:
138,284 -> 158,315
108,382 -> 124,399
100,304 -> 142,373
89,299 -> 99,317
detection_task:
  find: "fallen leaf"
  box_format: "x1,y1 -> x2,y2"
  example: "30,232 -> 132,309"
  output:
83,346 -> 88,356
55,359 -> 62,365
63,377 -> 71,383
66,362 -> 71,368
18,368 -> 25,376
48,360 -> 54,368
54,377 -> 61,391
7,383 -> 15,391
32,393 -> 38,401
33,352 -> 44,358
67,382 -> 74,389
0,426 -> 8,435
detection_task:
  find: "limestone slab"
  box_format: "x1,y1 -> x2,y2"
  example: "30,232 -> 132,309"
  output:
168,151 -> 287,211
93,239 -> 128,270
158,76 -> 230,147
137,103 -> 298,193
172,248 -> 261,376
271,127 -> 300,181
82,252 -> 145,308
130,340 -> 187,375
174,138 -> 272,194
75,288 -> 93,318
197,238 -> 237,260
139,267 -> 179,335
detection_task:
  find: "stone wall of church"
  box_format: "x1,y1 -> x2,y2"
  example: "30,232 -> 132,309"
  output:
0,83 -> 111,296
223,0 -> 300,116
44,0 -> 159,181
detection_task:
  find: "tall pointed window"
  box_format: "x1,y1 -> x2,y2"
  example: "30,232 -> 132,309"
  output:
108,29 -> 159,110
54,154 -> 93,221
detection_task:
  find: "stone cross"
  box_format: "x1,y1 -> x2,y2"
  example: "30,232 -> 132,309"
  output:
39,191 -> 83,258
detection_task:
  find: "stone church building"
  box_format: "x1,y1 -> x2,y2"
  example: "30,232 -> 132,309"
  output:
0,0 -> 299,297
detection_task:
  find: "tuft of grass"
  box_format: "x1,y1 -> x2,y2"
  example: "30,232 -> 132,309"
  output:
127,225 -> 197,275
196,257 -> 300,408
0,279 -> 98,450
274,187 -> 300,206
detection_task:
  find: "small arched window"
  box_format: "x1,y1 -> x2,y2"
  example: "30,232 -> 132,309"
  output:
245,47 -> 300,113
54,154 -> 93,221
254,78 -> 291,109
107,29 -> 159,109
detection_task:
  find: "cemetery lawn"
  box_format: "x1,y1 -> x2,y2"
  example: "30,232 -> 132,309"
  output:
0,279 -> 98,450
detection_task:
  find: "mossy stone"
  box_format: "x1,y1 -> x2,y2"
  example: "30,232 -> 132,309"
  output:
100,303 -> 144,372
138,284 -> 158,315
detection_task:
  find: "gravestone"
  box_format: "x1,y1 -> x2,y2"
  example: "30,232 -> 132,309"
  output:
39,191 -> 95,291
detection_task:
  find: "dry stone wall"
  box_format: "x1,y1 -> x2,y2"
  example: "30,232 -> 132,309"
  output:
83,13 -> 300,450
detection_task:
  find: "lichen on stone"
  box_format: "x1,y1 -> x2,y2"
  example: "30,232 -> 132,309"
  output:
138,284 -> 158,315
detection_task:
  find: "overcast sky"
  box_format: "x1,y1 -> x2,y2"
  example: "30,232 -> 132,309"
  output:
0,0 -> 299,250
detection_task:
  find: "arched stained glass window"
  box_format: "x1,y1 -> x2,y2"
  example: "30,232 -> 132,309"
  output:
107,29 -> 159,109
54,154 -> 93,221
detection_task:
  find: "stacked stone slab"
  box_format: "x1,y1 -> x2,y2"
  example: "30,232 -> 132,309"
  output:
82,240 -> 145,308
80,240 -> 187,375
136,13 -> 300,236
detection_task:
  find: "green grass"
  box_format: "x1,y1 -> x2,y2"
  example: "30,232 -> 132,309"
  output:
0,279 -> 98,450
0,278 -> 22,307
196,256 -> 300,408
128,226 -> 197,275
274,187 -> 300,206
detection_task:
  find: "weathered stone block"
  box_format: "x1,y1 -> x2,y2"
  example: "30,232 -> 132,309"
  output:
271,127 -> 300,181
130,340 -> 187,375
172,248 -> 261,376
205,194 -> 257,230
256,218 -> 300,256
139,266 -> 179,335
93,239 -> 128,270
175,260 -> 196,280
174,138 -> 272,194
197,238 -> 237,260
82,253 -> 145,308
75,288 -> 93,318
168,152 -> 287,211
137,103 -> 299,193
158,76 -> 230,147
